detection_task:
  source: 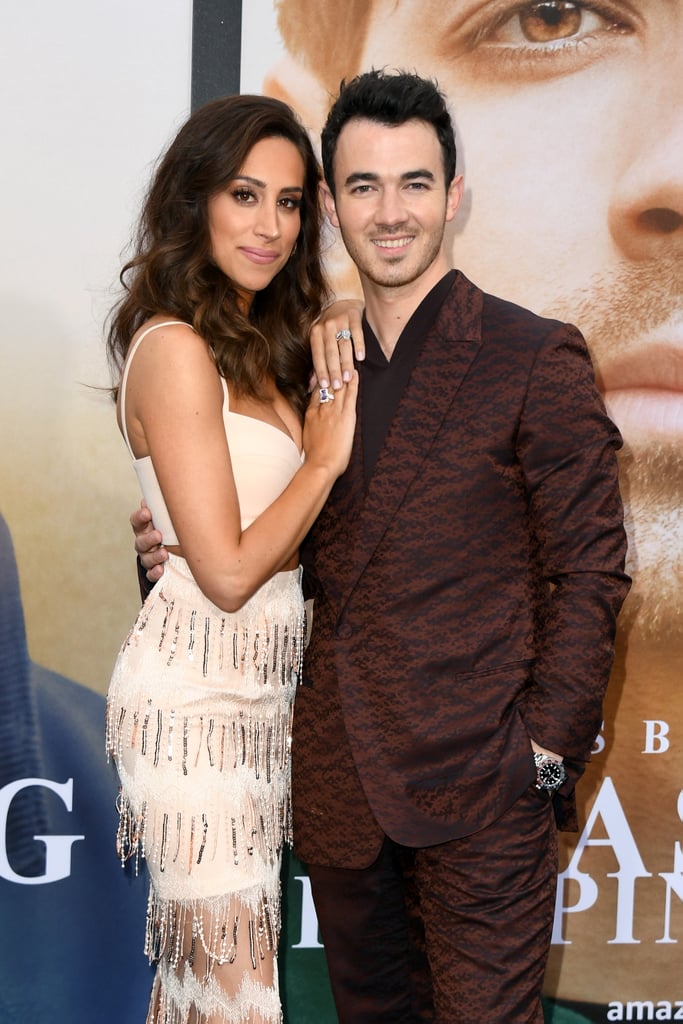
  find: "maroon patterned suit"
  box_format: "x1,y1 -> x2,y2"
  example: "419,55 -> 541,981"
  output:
293,272 -> 630,1022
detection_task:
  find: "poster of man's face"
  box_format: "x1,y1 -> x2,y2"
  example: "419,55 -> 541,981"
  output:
233,0 -> 682,1013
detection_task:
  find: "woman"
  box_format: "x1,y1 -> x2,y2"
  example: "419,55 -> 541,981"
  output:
105,95 -> 357,1024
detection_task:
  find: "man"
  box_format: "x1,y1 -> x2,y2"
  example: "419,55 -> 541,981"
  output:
136,71 -> 629,1022
260,4 -> 682,1014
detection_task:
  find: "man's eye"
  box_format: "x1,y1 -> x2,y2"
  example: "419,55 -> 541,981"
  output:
438,0 -> 635,80
486,2 -> 618,46
521,2 -> 583,42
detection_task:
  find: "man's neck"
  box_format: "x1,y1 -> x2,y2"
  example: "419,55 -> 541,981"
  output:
361,259 -> 451,360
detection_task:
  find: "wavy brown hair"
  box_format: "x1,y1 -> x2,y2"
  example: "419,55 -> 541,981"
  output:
106,94 -> 328,418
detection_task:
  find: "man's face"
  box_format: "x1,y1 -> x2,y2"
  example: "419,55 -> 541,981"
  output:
323,118 -> 462,298
268,0 -> 682,629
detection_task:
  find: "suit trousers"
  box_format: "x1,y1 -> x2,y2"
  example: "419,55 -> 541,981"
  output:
306,782 -> 558,1024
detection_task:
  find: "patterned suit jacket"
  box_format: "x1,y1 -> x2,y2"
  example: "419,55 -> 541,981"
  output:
293,271 -> 630,869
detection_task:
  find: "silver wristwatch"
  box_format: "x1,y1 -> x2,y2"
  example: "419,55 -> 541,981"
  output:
533,752 -> 567,792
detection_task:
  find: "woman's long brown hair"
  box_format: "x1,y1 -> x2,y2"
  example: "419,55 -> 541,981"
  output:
106,94 -> 329,418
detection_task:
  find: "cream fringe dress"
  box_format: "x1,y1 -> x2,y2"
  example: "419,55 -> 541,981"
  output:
107,322 -> 307,1024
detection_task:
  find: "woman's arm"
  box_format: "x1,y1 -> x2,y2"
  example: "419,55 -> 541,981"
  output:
124,322 -> 357,612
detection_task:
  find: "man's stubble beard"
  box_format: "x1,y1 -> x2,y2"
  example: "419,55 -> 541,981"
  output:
538,253 -> 682,640
617,439 -> 683,638
338,221 -> 446,291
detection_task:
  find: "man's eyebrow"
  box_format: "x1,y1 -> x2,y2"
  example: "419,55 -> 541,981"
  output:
343,170 -> 436,187
344,172 -> 381,187
402,170 -> 436,182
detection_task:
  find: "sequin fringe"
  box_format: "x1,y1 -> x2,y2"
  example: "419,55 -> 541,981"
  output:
109,701 -> 296,877
148,962 -> 283,1024
144,888 -> 283,1023
106,556 -> 303,1024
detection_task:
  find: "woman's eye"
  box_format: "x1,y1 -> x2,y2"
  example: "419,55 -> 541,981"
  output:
232,188 -> 255,203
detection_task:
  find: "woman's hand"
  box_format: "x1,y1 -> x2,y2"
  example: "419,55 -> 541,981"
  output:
131,501 -> 167,582
310,299 -> 365,392
303,371 -> 359,480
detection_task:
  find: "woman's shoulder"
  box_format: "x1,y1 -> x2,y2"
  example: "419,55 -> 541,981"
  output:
124,316 -> 222,407
131,315 -> 197,348
127,316 -> 211,369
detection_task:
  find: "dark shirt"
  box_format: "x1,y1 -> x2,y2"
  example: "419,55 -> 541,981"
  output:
361,270 -> 456,483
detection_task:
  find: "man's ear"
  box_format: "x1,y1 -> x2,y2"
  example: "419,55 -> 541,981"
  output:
320,181 -> 340,228
446,175 -> 464,223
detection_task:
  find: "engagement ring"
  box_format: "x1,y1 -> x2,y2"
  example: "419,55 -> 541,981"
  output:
319,387 -> 335,404
335,329 -> 352,341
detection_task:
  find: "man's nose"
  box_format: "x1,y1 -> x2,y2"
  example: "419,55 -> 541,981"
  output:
375,187 -> 407,226
608,76 -> 683,262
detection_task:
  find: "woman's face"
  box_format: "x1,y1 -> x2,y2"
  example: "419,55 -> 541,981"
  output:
207,135 -> 305,306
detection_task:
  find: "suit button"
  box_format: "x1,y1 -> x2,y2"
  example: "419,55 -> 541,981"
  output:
336,623 -> 353,639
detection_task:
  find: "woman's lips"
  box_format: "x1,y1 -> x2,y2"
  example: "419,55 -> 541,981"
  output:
240,247 -> 281,264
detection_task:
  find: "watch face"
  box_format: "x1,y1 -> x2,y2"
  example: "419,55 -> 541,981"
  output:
537,759 -> 566,790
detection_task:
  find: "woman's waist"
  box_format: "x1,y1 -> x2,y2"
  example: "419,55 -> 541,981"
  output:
157,553 -> 303,611
116,555 -> 307,685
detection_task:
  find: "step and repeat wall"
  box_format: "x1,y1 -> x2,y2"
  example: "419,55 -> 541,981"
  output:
1,2 -> 680,1022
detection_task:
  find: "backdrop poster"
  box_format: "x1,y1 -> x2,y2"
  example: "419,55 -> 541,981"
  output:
234,2 -> 682,1022
0,1 -> 679,1023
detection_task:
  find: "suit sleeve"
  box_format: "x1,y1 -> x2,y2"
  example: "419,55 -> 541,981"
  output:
516,323 -> 630,767
137,556 -> 154,603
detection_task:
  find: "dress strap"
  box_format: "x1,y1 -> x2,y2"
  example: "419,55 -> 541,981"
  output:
207,343 -> 231,411
220,375 -> 230,410
119,320 -> 189,457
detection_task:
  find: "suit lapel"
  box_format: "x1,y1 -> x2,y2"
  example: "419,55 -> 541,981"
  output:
315,272 -> 484,614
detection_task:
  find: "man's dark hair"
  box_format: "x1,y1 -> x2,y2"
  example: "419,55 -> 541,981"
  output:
321,69 -> 457,198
